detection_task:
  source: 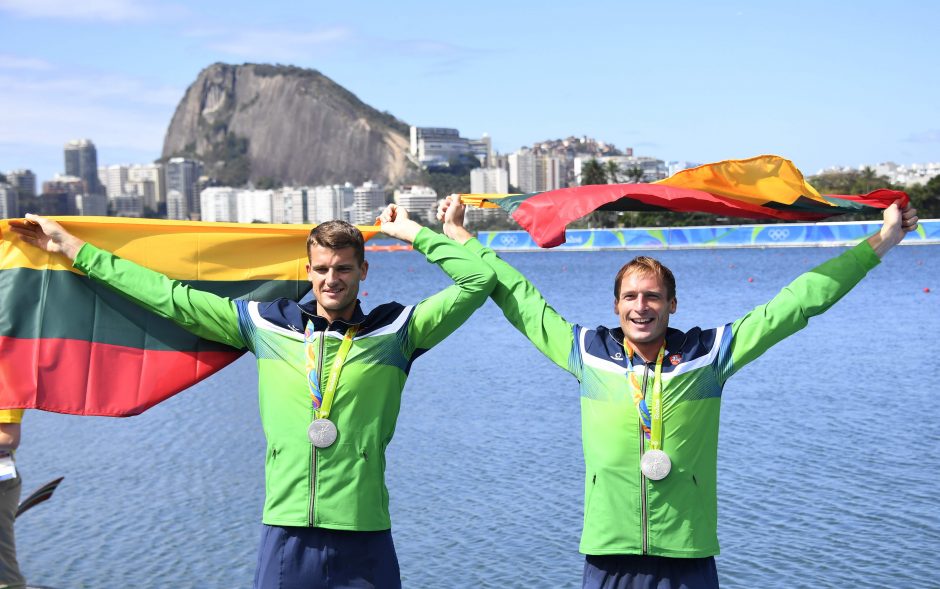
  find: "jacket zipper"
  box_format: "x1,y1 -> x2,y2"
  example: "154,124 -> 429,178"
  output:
639,361 -> 651,555
308,328 -> 326,526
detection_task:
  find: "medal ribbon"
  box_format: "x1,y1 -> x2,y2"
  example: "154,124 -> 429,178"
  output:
304,321 -> 359,420
628,344 -> 666,450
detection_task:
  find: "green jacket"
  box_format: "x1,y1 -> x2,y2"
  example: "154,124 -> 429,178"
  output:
465,238 -> 880,557
74,227 -> 496,530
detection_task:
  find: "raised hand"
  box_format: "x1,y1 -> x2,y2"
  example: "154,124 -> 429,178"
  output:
8,214 -> 85,260
437,195 -> 473,243
377,204 -> 422,244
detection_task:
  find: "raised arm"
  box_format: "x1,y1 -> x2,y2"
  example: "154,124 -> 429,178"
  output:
437,196 -> 576,374
721,202 -> 918,380
377,204 -> 496,353
9,215 -> 244,349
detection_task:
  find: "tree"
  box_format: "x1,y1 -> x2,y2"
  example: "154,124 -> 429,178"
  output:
580,158 -> 607,185
605,160 -> 622,184
907,175 -> 940,218
626,166 -> 645,184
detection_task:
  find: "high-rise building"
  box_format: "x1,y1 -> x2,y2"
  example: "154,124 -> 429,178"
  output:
351,181 -> 385,225
165,158 -> 203,220
470,167 -> 509,195
104,164 -> 129,198
310,184 -> 354,223
468,133 -> 493,167
200,187 -> 239,222
393,186 -> 438,224
237,190 -> 273,224
6,169 -> 36,199
508,149 -> 537,193
272,188 -> 308,224
128,163 -> 165,210
64,139 -> 102,194
0,183 -> 17,219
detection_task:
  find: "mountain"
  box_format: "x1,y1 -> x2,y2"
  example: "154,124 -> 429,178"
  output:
161,63 -> 415,187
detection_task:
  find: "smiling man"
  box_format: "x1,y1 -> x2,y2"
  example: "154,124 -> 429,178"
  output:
11,204 -> 496,589
437,196 -> 917,588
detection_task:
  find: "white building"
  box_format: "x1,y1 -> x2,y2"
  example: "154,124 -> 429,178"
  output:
352,181 -> 386,225
393,186 -> 438,223
667,161 -> 701,178
410,127 -> 472,167
508,149 -> 537,193
272,188 -> 307,224
237,189 -> 274,224
103,164 -> 129,198
200,187 -> 239,222
310,184 -> 354,223
470,167 -> 509,194
128,163 -> 165,210
0,183 -> 17,219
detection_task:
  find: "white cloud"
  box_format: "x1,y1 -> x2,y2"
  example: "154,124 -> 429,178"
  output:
0,54 -> 53,70
0,72 -> 180,153
905,130 -> 940,143
204,27 -> 353,61
0,0 -> 176,22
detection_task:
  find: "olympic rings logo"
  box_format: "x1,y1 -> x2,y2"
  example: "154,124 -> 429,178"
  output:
766,228 -> 790,241
499,234 -> 519,246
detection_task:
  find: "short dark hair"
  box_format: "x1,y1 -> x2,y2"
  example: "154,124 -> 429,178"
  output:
307,221 -> 365,264
614,256 -> 676,301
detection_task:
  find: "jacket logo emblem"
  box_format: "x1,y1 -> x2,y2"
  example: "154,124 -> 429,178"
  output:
611,352 -> 624,360
669,354 -> 682,365
288,324 -> 300,332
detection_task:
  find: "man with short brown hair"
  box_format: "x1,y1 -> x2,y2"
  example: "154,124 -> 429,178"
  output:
11,204 -> 496,589
438,195 -> 917,588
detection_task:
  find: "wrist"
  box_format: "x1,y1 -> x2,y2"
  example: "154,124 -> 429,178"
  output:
62,236 -> 86,261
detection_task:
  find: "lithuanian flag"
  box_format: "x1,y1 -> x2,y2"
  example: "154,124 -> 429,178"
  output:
0,217 -> 375,417
461,155 -> 908,248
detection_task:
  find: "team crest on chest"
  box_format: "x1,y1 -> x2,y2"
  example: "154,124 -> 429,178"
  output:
669,353 -> 682,366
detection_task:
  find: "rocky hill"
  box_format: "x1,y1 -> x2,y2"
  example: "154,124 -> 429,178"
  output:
161,63 -> 416,187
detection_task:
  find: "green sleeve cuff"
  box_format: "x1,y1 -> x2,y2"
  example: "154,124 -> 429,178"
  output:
850,239 -> 881,271
411,226 -> 434,254
72,242 -> 100,273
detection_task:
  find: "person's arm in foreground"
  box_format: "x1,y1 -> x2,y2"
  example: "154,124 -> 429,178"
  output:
722,202 -> 919,379
378,203 -> 496,352
9,214 -> 244,348
436,196 -> 576,374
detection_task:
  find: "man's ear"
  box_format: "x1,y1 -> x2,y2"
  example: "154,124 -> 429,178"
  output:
669,297 -> 677,314
360,260 -> 369,281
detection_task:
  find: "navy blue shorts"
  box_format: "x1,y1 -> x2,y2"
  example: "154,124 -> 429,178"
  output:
583,554 -> 719,589
254,525 -> 401,589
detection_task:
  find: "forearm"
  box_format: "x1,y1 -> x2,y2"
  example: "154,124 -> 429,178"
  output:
405,228 -> 496,350
728,239 -> 880,373
73,244 -> 245,348
463,238 -> 574,371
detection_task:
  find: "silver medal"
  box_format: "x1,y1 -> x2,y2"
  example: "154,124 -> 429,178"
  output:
640,449 -> 672,480
308,418 -> 338,448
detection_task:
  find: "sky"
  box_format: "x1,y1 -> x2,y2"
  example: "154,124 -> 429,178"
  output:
1,0 -> 938,187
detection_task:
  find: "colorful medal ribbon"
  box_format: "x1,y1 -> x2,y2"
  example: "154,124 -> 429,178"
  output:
304,321 -> 359,420
629,344 -> 666,449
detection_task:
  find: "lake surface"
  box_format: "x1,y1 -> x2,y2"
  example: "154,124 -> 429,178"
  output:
15,243 -> 940,588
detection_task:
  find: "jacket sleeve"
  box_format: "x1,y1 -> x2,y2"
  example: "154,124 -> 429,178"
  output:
404,228 -> 497,353
717,239 -> 881,383
463,238 -> 577,376
72,243 -> 246,349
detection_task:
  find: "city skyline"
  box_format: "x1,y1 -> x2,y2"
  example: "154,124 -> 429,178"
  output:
1,0 -> 938,186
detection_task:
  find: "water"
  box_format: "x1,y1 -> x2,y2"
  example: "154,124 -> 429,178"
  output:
14,244 -> 940,588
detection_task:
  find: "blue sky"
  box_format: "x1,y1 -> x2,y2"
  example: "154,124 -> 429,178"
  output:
1,0 -> 938,186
